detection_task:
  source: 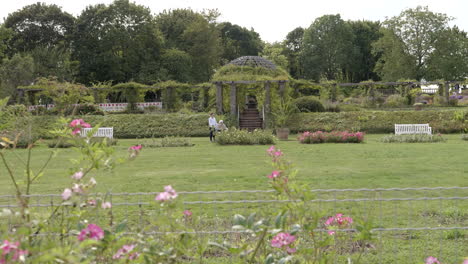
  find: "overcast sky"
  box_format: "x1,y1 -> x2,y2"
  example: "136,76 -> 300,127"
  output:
1,0 -> 467,43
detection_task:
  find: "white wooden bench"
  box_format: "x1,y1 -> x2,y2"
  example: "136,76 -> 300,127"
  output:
81,127 -> 114,139
395,124 -> 432,135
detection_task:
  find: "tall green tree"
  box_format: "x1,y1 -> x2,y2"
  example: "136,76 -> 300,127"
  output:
73,0 -> 164,84
30,46 -> 78,81
0,54 -> 35,100
4,3 -> 75,54
283,27 -> 304,79
426,27 -> 468,80
260,42 -> 288,70
300,15 -> 354,82
373,29 -> 417,81
217,22 -> 264,64
156,9 -> 221,83
381,6 -> 451,80
347,20 -> 382,82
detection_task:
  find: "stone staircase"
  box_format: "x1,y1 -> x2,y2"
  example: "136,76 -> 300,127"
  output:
239,104 -> 263,130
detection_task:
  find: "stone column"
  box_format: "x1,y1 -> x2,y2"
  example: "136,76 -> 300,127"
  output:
215,82 -> 223,114
279,81 -> 286,98
264,81 -> 271,128
444,82 -> 450,105
229,82 -> 237,120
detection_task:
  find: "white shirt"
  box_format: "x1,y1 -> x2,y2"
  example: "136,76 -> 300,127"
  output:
208,117 -> 217,128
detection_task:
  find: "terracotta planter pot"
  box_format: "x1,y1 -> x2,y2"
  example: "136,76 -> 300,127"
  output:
276,128 -> 290,140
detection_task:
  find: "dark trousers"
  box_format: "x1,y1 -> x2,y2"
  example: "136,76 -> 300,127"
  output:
209,128 -> 215,142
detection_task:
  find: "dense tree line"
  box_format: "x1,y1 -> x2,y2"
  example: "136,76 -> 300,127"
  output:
0,1 -> 467,100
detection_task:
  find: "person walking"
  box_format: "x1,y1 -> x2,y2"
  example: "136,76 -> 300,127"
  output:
208,113 -> 217,142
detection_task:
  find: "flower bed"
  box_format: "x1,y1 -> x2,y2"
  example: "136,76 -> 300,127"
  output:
381,134 -> 446,143
298,131 -> 365,144
216,129 -> 276,145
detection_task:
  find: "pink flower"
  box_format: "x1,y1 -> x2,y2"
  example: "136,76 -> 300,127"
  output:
70,119 -> 91,135
61,188 -> 72,200
87,199 -> 97,206
286,247 -> 296,254
129,145 -> 142,151
12,249 -> 28,262
101,202 -> 112,209
113,244 -> 137,260
271,232 -> 296,249
273,151 -> 283,157
267,170 -> 281,179
78,224 -> 104,241
267,146 -> 276,154
72,128 -> 81,135
324,213 -> 353,236
164,185 -> 178,199
71,171 -> 84,180
72,183 -> 83,194
155,192 -> 171,201
0,240 -> 19,254
183,210 -> 192,217
462,259 -> 468,264
425,256 -> 441,264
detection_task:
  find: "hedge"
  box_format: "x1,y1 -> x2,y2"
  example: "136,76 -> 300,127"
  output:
287,111 -> 467,134
2,111 -> 467,139
5,114 -> 210,139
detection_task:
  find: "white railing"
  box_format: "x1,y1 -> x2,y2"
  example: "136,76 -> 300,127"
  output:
80,127 -> 114,139
395,124 -> 432,135
27,102 -> 162,112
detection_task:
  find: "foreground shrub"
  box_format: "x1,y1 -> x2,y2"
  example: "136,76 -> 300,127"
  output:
381,134 -> 446,143
298,131 -> 365,144
142,136 -> 194,147
216,129 -> 276,145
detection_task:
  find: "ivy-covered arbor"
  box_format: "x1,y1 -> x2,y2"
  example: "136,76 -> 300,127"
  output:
212,56 -> 290,128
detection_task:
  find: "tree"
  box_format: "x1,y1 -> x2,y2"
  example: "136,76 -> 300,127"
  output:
4,3 -> 75,53
217,22 -> 264,63
347,20 -> 382,82
300,15 -> 354,82
260,42 -> 288,70
283,27 -> 304,79
382,6 -> 451,80
373,29 -> 417,81
73,0 -> 164,84
156,9 -> 221,83
0,54 -> 35,100
30,46 -> 78,81
426,27 -> 468,80
0,25 -> 12,62
161,49 -> 192,83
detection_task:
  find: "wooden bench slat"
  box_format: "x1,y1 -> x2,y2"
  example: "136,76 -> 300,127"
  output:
80,127 -> 114,139
395,124 -> 431,135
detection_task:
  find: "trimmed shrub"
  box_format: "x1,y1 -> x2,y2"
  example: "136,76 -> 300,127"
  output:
384,95 -> 407,108
142,136 -> 194,148
288,111 -> 468,134
63,104 -> 105,116
381,134 -> 446,143
294,96 -> 325,112
216,129 -> 276,145
298,131 -> 364,144
47,139 -> 76,148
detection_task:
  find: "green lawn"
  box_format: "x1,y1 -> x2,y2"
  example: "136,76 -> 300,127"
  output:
1,134 -> 467,194
1,134 -> 467,263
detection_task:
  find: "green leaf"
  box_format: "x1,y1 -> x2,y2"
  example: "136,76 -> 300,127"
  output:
233,214 -> 246,226
246,213 -> 256,228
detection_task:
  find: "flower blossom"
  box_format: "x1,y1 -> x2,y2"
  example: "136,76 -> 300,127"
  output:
61,188 -> 72,200
87,199 -> 97,207
155,185 -> 178,202
71,171 -> 84,180
78,224 -> 104,241
101,202 -> 112,209
425,256 -> 441,264
183,210 -> 192,217
0,240 -> 28,263
267,170 -> 281,179
72,183 -> 84,194
70,119 -> 91,135
113,244 -> 138,260
271,232 -> 296,254
128,145 -> 143,159
324,213 -> 353,235
89,177 -> 97,186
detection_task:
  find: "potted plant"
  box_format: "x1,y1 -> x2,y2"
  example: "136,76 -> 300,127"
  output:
272,99 -> 297,140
